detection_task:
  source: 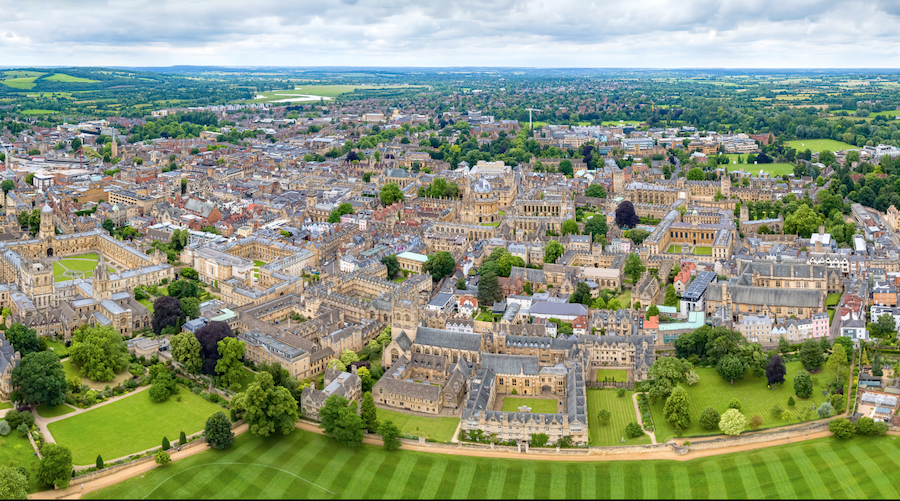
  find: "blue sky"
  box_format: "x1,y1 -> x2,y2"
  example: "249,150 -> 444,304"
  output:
2,0 -> 899,67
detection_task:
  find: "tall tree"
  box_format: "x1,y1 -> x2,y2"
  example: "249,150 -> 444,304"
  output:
36,444 -> 72,490
624,253 -> 646,284
215,337 -> 246,388
319,395 -> 365,447
205,411 -> 235,450
784,204 -> 823,238
585,184 -> 607,198
794,370 -> 813,399
826,343 -> 849,385
560,219 -> 579,236
232,372 -> 299,437
646,357 -> 693,402
799,339 -> 824,371
615,201 -> 640,228
381,255 -> 400,279
663,386 -> 691,433
195,321 -> 234,375
583,215 -> 608,240
5,323 -> 40,355
716,354 -> 747,383
379,420 -> 402,451
170,332 -> 203,374
544,240 -> 565,264
379,183 -> 404,206
477,271 -> 502,306
423,251 -> 455,281
0,465 -> 28,500
11,351 -> 66,407
69,325 -> 129,381
360,391 -> 378,433
765,355 -> 787,385
718,409 -> 748,436
664,284 -> 678,307
152,295 -> 183,335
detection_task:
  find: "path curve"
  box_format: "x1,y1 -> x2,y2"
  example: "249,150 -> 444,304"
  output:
632,393 -> 657,444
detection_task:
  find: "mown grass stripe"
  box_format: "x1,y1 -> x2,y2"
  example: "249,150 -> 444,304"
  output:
417,455 -> 447,500
531,462 -> 553,499
368,450 -> 403,498
670,462 -> 691,499
484,460 -> 508,499
517,461 -> 536,499
342,452 -> 386,499
758,448 -> 798,498
776,448 -> 812,498
609,461 -> 625,498
686,460 -> 709,499
802,443 -> 852,499
449,459 -> 476,498
383,454 -> 418,499
787,446 -> 831,498
814,440 -> 863,499
838,441 -> 880,499
501,462 -> 523,499
702,458 -> 728,498
548,463 -> 567,499
730,455 -> 763,499
401,455 -> 433,499
434,459 -> 462,498
580,463 -> 597,499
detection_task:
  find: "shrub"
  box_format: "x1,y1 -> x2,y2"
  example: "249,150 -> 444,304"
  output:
817,402 -> 834,418
154,450 -> 171,465
855,416 -> 889,435
771,405 -> 784,420
749,415 -> 763,429
3,411 -> 20,430
830,393 -> 844,413
16,424 -> 28,438
0,421 -> 9,436
530,433 -> 549,447
625,422 -> 644,438
787,396 -> 795,407
510,389 -> 518,395
161,437 -> 170,450
699,407 -> 720,431
727,398 -> 741,411
829,418 -> 855,439
718,409 -> 748,436
617,388 -> 626,397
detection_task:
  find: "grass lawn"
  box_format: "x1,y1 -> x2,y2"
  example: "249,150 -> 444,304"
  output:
826,293 -> 842,307
736,162 -> 796,177
97,429 -> 900,499
666,245 -> 682,253
650,361 -> 836,442
231,367 -> 257,391
596,369 -> 627,383
21,109 -> 59,115
500,397 -> 557,414
374,407 -> 459,442
785,139 -> 858,153
138,298 -> 154,314
0,432 -> 42,492
36,402 -> 76,418
587,389 -> 651,446
0,401 -> 11,410
253,260 -> 267,267
44,73 -> 100,83
63,360 -> 136,390
60,258 -> 101,272
480,222 -> 501,227
694,246 -> 713,256
49,389 -> 222,465
617,290 -> 631,307
1,72 -> 46,89
46,339 -> 69,358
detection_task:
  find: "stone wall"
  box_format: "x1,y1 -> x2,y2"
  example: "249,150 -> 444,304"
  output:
684,421 -> 829,451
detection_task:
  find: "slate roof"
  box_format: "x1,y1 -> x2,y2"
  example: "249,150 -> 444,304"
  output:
481,353 -> 540,375
414,327 -> 481,352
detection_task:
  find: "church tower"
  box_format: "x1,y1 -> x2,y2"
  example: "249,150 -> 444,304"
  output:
39,203 -> 54,241
720,175 -> 731,198
612,170 -> 625,194
110,129 -> 118,160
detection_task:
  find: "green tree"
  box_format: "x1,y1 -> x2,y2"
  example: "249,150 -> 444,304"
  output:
154,450 -> 171,465
102,218 -> 115,234
339,349 -> 359,367
381,255 -> 400,279
664,284 -> 678,307
718,408 -> 747,436
624,253 -> 645,284
784,204 -> 823,238
360,391 -> 378,432
161,436 -> 171,450
799,339 -> 824,371
778,336 -> 791,355
148,369 -> 177,402
11,351 -> 66,407
647,304 -> 660,317
327,203 -> 355,223
663,387 -> 691,433
628,228 -> 651,245
794,370 -> 813,399
69,325 -> 129,381
0,465 -> 28,500
647,356 -> 693,402
362,172 -> 372,183
717,354 -> 747,384
699,407 -> 720,430
379,420 -> 402,451
560,219 -> 579,236
180,297 -> 201,320
96,455 -> 104,470
583,215 -> 608,240
170,332 -> 203,374
585,184 -> 607,198
379,183 -> 404,206
215,337 -> 247,388
36,443 -> 72,490
829,417 -> 855,439
544,240 -> 565,264
5,323 -> 40,355
319,395 -> 365,447
598,409 -> 611,425
625,422 -> 644,438
232,372 -> 299,437
205,411 -> 235,450
687,167 -> 704,180
423,251 -> 455,281
0,180 -> 14,196
826,343 -> 849,385
477,271 -> 502,306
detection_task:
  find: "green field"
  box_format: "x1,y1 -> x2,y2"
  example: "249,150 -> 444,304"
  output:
650,361 -> 835,442
666,245 -> 682,253
138,298 -> 155,314
0,431 -> 41,492
49,389 -> 222,464
587,389 -> 651,446
53,253 -> 115,281
785,139 -> 858,153
232,367 -> 258,391
501,397 -> 558,414
44,73 -> 100,83
1,70 -> 46,89
36,402 -> 76,418
826,293 -> 842,307
88,429 -> 900,499
0,401 -> 11,410
694,246 -> 713,256
373,408 -> 459,442
247,85 -> 417,103
596,369 -> 627,383
21,109 -> 59,115
736,163 -> 796,177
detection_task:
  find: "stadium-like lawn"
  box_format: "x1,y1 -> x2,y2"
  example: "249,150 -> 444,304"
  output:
87,429 -> 900,499
49,389 -> 222,464
650,361 -> 836,442
785,139 -> 858,153
0,432 -> 41,492
372,407 -> 459,442
596,369 -> 627,383
501,397 -> 558,414
587,389 -> 650,446
36,402 -> 76,418
694,246 -> 713,256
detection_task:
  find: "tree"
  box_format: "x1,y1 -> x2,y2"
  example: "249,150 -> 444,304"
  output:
362,172 -> 372,183
381,255 -> 400,279
477,271 -> 502,306
327,203 -> 355,223
778,336 -> 791,355
868,313 -> 896,340
766,355 -> 787,385
544,240 -> 565,264
70,325 -> 129,381
149,370 -> 177,402
95,454 -> 105,470
423,251 -> 455,281
360,392 -> 378,433
180,297 -> 200,321
162,436 -> 171,450
560,219 -> 579,237
799,339 -> 824,371
232,372 -> 299,437
180,431 -> 187,445
0,180 -> 14,196
205,411 -> 235,450
195,321 -> 234,375
598,409 -> 611,425
663,387 -> 691,433
583,215 -> 608,241
749,415 -> 763,430
856,416 -> 889,436
154,450 -> 171,466
718,408 -> 747,436
152,295 -> 183,335
728,398 -> 741,411
816,401 -> 834,418
628,228 -> 651,246
687,167 -> 705,181
624,253 -> 645,284
647,305 -> 660,317
36,443 -> 72,490
0,465 -> 27,500
826,343 -> 849,385
833,336 -> 854,363
664,284 -> 678,307
530,433 -> 550,447
379,183 -> 404,206
647,357 -> 693,401
699,407 -> 720,430
379,420 -> 402,451
215,337 -> 246,388
685,371 -> 700,385
615,200 -> 640,228
829,418 -> 855,439
784,204 -> 823,238
102,218 -> 115,235
625,422 -> 644,438
319,395 -> 365,447
794,370 -> 813,399
170,332 -> 203,374
5,323 -> 40,355
168,280 -> 201,300
585,184 -> 607,198
11,351 -> 66,407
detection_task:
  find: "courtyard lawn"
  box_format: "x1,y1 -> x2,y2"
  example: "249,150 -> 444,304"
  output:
60,257 -> 102,272
596,369 -> 627,383
138,298 -> 154,314
649,361 -> 836,442
694,246 -> 713,256
373,407 -> 459,442
0,432 -> 42,492
49,389 -> 223,465
785,139 -> 858,153
253,260 -> 267,267
826,293 -> 842,307
46,339 -> 69,358
666,245 -> 682,253
90,429 -> 900,500
0,401 -> 11,410
500,397 -> 558,414
587,389 -> 651,446
36,402 -> 76,418
232,367 -> 257,391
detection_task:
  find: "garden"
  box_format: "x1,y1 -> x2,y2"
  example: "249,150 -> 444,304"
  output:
371,407 -> 459,443
501,397 -> 557,414
595,369 -> 627,383
586,389 -> 651,446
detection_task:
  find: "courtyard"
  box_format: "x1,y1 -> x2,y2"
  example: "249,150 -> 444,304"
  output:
494,390 -> 563,414
51,253 -> 117,282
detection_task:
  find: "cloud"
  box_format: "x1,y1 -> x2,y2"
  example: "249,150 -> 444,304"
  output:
1,0 -> 899,67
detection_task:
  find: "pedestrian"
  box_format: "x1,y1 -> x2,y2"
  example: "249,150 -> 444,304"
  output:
806,434 -> 808,439
787,437 -> 790,443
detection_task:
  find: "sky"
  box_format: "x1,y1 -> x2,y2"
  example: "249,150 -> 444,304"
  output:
3,0 -> 900,68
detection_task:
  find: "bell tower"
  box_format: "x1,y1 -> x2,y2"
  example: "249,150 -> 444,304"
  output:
39,204 -> 54,241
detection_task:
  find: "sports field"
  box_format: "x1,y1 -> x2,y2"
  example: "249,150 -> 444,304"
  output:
372,407 -> 459,442
246,85 -> 417,103
86,430 -> 900,499
596,369 -> 627,382
587,389 -> 650,446
49,389 -> 223,464
785,139 -> 857,153
501,397 -> 557,414
649,361 -> 836,442
739,163 -> 796,177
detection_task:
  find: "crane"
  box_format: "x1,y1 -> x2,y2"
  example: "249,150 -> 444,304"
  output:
525,108 -> 541,135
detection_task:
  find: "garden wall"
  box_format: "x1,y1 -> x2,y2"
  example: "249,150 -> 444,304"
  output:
71,438 -> 208,484
684,422 -> 830,452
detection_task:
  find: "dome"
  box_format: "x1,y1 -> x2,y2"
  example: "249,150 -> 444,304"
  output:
472,178 -> 492,194
41,203 -> 52,213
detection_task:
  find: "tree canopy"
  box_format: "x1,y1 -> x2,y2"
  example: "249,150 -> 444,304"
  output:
196,321 -> 234,375
12,350 -> 67,407
69,325 -> 129,381
232,372 -> 299,437
615,200 -> 640,228
423,251 -> 455,281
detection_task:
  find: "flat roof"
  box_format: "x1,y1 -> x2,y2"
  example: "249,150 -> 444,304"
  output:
396,251 -> 428,263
